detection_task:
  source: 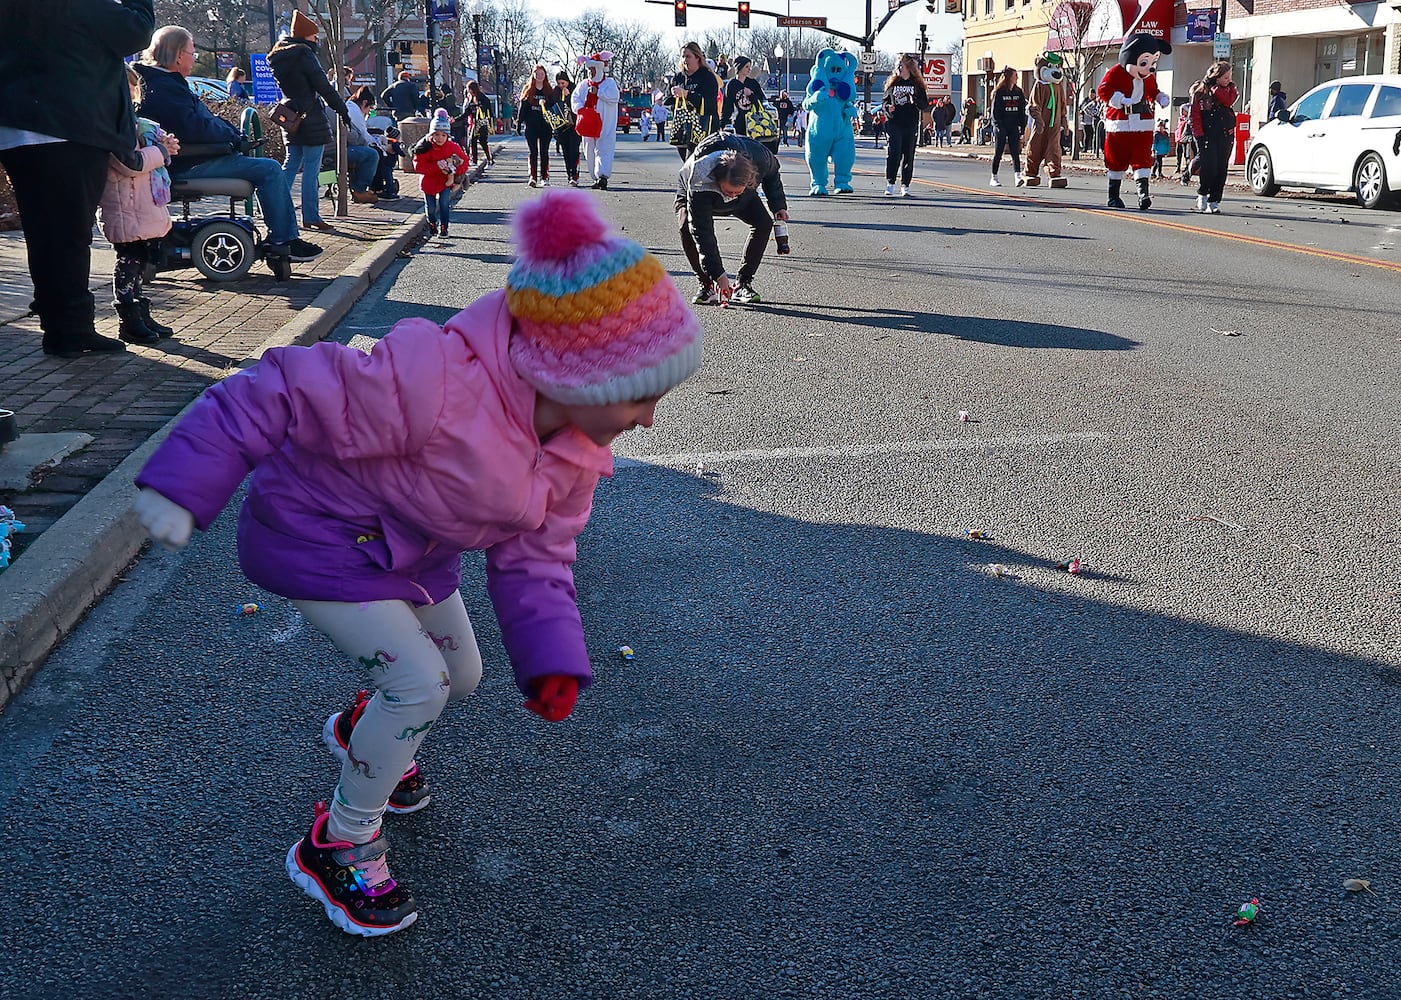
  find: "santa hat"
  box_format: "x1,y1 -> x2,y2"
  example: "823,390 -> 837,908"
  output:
506,190 -> 702,406
1118,33 -> 1171,66
290,10 -> 318,40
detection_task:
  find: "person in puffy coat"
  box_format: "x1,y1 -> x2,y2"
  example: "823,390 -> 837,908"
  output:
131,189 -> 702,938
268,10 -> 351,230
411,109 -> 469,238
98,65 -> 180,346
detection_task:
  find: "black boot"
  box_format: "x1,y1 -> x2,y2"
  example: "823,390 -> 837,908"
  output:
590,176 -> 608,190
1106,179 -> 1125,209
1136,176 -> 1152,210
115,300 -> 160,345
136,297 -> 175,338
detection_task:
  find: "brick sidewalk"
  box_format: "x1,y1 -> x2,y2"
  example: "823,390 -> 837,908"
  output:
0,178 -> 427,566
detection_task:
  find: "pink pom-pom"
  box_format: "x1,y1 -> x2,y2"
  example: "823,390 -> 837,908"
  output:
514,189 -> 608,261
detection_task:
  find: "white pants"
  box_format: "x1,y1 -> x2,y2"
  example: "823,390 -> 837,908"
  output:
582,133 -> 616,178
294,592 -> 483,843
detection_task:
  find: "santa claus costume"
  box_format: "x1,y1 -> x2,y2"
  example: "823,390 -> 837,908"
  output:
571,51 -> 620,190
1097,33 -> 1171,209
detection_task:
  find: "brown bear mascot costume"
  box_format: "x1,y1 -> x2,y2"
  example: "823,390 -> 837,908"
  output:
1024,51 -> 1069,188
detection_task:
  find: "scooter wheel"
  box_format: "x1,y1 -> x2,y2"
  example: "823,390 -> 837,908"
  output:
267,254 -> 292,282
192,220 -> 255,281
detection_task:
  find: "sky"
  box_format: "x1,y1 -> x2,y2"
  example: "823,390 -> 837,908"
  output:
520,0 -> 965,53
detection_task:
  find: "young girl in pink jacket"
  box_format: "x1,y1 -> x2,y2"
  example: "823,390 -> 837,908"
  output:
97,66 -> 180,346
131,189 -> 702,937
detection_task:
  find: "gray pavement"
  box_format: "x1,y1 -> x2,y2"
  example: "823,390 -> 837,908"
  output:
2,132 -> 1401,998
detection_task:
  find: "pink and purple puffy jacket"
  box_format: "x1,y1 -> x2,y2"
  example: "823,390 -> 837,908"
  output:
135,290 -> 612,694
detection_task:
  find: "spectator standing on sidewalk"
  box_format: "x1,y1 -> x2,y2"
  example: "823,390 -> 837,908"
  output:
1267,81 -> 1287,119
136,27 -> 322,266
97,65 -> 179,348
932,97 -> 956,147
989,66 -> 1027,187
1174,100 -> 1195,183
269,12 -> 354,230
381,71 -> 419,122
0,0 -> 153,358
675,131 -> 789,306
882,54 -> 929,197
1189,61 -> 1238,214
1150,119 -> 1170,179
131,187 -> 703,940
960,97 -> 978,144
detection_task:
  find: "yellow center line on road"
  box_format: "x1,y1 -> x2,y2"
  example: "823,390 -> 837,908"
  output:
851,167 -> 1401,274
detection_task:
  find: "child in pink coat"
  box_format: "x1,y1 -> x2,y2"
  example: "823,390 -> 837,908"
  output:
411,108 -> 469,238
97,66 -> 179,345
132,189 -> 702,938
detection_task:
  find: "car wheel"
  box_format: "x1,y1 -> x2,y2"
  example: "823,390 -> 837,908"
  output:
192,220 -> 255,281
1248,147 -> 1279,197
1355,152 -> 1392,210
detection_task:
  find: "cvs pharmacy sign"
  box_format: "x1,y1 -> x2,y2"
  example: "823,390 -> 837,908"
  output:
922,53 -> 953,97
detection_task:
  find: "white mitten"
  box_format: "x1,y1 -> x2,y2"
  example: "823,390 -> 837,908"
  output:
133,487 -> 195,550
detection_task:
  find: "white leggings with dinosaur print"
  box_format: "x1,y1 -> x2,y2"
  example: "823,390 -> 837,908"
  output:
294,592 -> 483,844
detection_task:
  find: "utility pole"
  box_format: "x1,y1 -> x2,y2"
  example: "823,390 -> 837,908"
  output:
863,0 -> 873,133
423,0 -> 437,95
917,21 -> 928,146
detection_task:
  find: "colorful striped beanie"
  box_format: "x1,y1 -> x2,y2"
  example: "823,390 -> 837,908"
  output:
506,189 -> 702,406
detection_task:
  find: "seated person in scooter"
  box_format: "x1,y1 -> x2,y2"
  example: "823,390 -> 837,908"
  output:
135,24 -> 322,263
345,87 -> 390,203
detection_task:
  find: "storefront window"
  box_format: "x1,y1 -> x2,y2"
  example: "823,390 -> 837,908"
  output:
1316,33 -> 1386,86
1230,40 -> 1253,111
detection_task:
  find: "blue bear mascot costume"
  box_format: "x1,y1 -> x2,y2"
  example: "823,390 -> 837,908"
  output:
803,48 -> 858,196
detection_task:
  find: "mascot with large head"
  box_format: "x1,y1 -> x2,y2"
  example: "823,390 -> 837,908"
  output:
802,48 -> 858,196
1096,32 -> 1171,209
571,50 -> 621,190
1024,51 -> 1070,188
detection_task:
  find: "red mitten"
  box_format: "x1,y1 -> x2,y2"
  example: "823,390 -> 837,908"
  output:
525,675 -> 578,722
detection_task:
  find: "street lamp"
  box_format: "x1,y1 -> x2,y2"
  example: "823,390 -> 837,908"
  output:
774,43 -> 785,93
467,0 -> 485,83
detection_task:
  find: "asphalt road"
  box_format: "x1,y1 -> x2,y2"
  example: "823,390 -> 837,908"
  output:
4,133 -> 1401,1000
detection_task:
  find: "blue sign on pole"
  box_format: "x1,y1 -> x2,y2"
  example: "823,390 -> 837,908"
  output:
430,0 -> 458,21
250,53 -> 281,104
1185,10 -> 1217,43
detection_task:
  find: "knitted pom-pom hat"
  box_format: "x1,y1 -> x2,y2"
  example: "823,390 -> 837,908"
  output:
430,108 -> 452,133
507,189 -> 702,406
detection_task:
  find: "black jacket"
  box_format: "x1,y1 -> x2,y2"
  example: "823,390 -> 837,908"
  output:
519,84 -> 561,135
676,133 -> 788,280
0,0 -> 153,164
133,63 -> 243,167
992,87 -> 1027,133
721,77 -> 767,135
882,76 -> 930,130
668,68 -> 721,134
267,37 -> 349,148
381,79 -> 420,119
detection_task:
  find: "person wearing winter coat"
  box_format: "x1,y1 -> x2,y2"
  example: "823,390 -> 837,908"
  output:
0,0 -> 154,358
131,188 -> 703,939
1189,61 -> 1239,214
881,54 -> 931,197
268,10 -> 353,230
989,66 -> 1026,187
380,71 -> 420,121
98,65 -> 180,347
412,110 -> 469,238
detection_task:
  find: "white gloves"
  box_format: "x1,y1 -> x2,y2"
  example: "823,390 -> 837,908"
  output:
133,487 -> 195,550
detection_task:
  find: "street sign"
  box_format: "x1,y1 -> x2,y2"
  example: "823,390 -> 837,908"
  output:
859,50 -> 877,71
921,53 -> 953,97
777,15 -> 828,28
1213,32 -> 1231,59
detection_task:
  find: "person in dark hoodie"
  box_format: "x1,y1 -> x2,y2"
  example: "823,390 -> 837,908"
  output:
0,0 -> 153,358
675,131 -> 789,307
269,11 -> 353,230
136,26 -> 321,265
881,54 -> 930,197
989,65 -> 1027,187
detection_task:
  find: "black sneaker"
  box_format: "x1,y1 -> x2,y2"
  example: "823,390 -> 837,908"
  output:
286,238 -> 324,263
691,282 -> 720,305
731,283 -> 761,304
285,804 -> 418,936
322,690 -> 433,814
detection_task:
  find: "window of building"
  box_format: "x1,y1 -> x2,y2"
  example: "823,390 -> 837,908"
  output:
1005,0 -> 1015,9
984,0 -> 993,15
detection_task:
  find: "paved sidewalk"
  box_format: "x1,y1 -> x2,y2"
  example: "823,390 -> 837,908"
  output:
0,151 -> 511,709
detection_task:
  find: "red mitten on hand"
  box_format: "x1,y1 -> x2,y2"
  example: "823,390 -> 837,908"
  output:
525,675 -> 578,722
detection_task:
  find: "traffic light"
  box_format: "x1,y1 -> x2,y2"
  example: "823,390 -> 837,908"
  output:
675,1 -> 687,27
738,2 -> 750,28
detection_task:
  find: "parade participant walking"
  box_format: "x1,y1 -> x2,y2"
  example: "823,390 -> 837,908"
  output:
775,91 -> 796,145
989,66 -> 1026,187
554,71 -> 583,186
268,11 -> 354,231
97,65 -> 179,347
131,188 -> 703,939
462,80 -> 495,169
1189,61 -> 1238,214
571,51 -> 621,189
720,56 -> 776,153
0,0 -> 154,358
882,54 -> 930,197
675,131 -> 789,306
668,41 -> 721,161
1097,33 -> 1172,209
520,65 -> 558,187
411,110 -> 468,239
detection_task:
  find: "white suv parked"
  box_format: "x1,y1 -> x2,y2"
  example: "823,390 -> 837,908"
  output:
1247,74 -> 1401,209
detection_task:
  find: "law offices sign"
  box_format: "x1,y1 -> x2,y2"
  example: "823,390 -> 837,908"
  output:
1047,0 -> 1174,52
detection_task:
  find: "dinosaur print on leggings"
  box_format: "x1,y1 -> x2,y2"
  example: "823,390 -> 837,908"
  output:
357,648 -> 397,672
395,720 -> 434,741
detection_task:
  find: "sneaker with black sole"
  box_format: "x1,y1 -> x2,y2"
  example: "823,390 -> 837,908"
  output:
286,238 -> 324,263
692,282 -> 720,306
730,283 -> 761,304
323,690 -> 433,814
285,803 -> 418,937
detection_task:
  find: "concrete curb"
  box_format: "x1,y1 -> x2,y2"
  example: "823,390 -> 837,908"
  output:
0,212 -> 426,711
